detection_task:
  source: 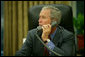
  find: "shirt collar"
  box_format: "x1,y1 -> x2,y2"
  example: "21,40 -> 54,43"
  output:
50,27 -> 57,40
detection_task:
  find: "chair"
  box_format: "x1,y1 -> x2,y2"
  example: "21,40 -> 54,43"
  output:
28,4 -> 77,55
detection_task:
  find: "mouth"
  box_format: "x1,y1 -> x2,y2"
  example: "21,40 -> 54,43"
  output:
39,23 -> 42,26
39,25 -> 42,27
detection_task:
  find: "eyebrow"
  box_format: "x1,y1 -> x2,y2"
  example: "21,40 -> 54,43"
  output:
39,14 -> 46,17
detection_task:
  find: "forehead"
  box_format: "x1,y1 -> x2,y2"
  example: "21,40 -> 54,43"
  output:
40,9 -> 51,15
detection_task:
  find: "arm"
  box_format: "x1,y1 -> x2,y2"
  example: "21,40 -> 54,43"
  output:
41,24 -> 75,56
46,33 -> 75,56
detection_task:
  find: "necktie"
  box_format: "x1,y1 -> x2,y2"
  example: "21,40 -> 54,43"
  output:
43,46 -> 49,56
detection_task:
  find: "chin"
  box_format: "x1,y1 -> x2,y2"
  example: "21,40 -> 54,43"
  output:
39,25 -> 42,26
39,24 -> 42,26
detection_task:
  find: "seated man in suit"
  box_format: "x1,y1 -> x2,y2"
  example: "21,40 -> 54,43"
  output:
15,5 -> 75,56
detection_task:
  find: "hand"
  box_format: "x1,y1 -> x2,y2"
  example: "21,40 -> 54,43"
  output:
41,24 -> 51,41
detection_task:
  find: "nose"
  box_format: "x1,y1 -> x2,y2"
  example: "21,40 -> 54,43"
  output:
38,17 -> 42,23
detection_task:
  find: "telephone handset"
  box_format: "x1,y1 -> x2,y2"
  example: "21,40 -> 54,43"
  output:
37,21 -> 57,31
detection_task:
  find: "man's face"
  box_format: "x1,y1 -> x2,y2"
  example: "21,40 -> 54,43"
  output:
38,9 -> 51,26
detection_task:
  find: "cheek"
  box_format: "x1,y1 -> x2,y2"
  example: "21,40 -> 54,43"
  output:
48,19 -> 51,23
44,19 -> 51,24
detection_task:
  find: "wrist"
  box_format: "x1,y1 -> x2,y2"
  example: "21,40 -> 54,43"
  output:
42,33 -> 49,37
42,36 -> 49,41
44,39 -> 50,43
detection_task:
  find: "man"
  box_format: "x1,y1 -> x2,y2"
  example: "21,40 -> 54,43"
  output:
15,6 -> 75,56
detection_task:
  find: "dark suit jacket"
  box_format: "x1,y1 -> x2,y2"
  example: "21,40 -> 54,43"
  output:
15,26 -> 75,56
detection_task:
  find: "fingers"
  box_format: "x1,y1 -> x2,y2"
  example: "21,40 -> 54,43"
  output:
41,24 -> 51,40
42,24 -> 51,30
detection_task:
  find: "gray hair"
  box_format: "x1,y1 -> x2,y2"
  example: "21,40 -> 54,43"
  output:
41,5 -> 62,25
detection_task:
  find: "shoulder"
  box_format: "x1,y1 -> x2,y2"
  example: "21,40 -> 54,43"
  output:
26,28 -> 37,38
58,26 -> 74,39
28,28 -> 37,34
58,26 -> 74,35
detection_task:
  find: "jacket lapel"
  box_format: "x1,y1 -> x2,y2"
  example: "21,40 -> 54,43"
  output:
52,26 -> 62,47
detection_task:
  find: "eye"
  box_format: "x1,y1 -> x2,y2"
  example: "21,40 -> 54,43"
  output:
42,16 -> 46,19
